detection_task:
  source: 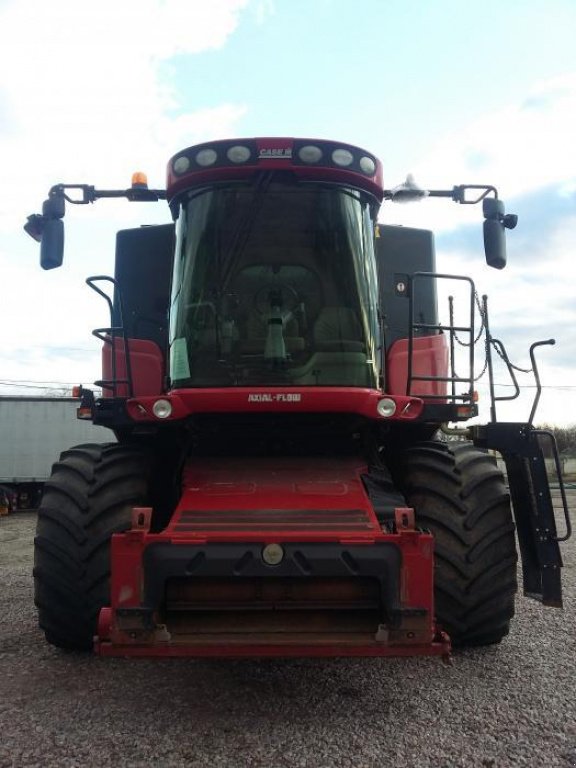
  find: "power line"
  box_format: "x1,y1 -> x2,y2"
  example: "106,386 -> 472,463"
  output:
0,377 -> 96,386
2,378 -> 576,391
17,346 -> 96,352
493,383 -> 576,390
0,382 -> 70,391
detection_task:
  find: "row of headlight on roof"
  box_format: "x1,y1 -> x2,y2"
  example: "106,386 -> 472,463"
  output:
171,143 -> 377,177
296,144 -> 377,175
296,144 -> 376,176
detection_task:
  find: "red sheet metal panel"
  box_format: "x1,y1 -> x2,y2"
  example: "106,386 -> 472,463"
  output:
167,456 -> 380,541
95,458 -> 446,659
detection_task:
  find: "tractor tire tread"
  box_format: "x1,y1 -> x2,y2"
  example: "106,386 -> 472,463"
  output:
390,440 -> 517,647
34,442 -> 149,651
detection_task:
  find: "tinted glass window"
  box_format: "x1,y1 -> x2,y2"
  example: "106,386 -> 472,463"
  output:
169,180 -> 379,388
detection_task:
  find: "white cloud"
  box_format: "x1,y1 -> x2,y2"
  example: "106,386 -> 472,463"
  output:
0,0 -> 252,395
382,73 -> 576,233
1,12 -> 574,425
0,257 -> 105,394
0,0 -> 251,230
426,72 -> 576,194
252,0 -> 275,24
429,208 -> 576,426
378,76 -> 576,425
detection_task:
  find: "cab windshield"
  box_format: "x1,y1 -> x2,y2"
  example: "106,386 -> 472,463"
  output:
169,178 -> 380,388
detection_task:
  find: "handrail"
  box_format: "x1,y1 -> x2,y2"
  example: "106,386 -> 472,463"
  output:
533,429 -> 572,543
86,275 -> 134,398
407,272 -> 476,404
528,339 -> 556,425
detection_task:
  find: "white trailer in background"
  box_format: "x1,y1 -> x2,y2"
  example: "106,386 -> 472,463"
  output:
0,397 -> 114,510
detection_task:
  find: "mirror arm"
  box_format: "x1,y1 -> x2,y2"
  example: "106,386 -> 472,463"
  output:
24,183 -> 167,242
383,182 -> 499,205
382,179 -> 518,271
48,183 -> 167,205
427,185 -> 498,205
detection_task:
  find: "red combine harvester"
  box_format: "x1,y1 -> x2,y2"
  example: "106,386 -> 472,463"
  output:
25,138 -> 571,658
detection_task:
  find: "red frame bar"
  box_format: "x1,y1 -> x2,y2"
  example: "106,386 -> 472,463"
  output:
95,511 -> 448,659
124,387 -> 424,424
96,637 -> 450,659
94,460 -> 449,659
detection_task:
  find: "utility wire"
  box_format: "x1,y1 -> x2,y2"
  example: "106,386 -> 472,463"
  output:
0,378 -> 79,386
0,382 -> 71,390
492,383 -> 576,390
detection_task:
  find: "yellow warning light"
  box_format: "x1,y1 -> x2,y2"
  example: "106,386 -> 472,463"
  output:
131,171 -> 148,188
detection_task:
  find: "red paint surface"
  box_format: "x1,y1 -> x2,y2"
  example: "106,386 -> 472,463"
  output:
169,456 -> 378,540
98,517 -> 441,657
125,387 -> 424,423
386,335 -> 449,400
166,137 -> 384,201
96,452 -> 441,657
102,338 -> 164,398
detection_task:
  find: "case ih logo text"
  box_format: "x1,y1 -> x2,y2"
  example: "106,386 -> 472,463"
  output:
258,148 -> 292,159
248,393 -> 302,403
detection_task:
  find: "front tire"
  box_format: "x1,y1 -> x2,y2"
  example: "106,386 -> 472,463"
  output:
390,441 -> 518,647
34,443 -> 149,650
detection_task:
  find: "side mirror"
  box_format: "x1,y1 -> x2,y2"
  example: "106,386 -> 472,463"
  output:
482,197 -> 517,269
40,218 -> 64,270
483,219 -> 507,270
24,214 -> 46,242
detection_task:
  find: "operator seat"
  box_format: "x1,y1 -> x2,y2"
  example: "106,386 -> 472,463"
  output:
186,303 -> 218,354
312,306 -> 365,352
241,311 -> 306,355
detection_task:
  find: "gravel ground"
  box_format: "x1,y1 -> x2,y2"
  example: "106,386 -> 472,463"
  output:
1,506 -> 574,768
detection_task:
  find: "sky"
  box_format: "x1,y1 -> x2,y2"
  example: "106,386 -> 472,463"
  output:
0,0 -> 575,426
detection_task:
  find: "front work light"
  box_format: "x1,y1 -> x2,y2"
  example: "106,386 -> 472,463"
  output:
298,145 -> 323,163
195,148 -> 218,167
152,399 -> 172,419
173,156 -> 191,175
227,145 -> 251,163
377,398 -> 397,418
359,156 -> 376,175
332,148 -> 354,167
262,543 -> 284,566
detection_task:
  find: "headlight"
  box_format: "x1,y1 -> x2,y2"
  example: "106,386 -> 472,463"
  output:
331,148 -> 354,167
195,148 -> 218,167
298,145 -> 323,163
377,398 -> 397,418
359,156 -> 376,175
152,399 -> 172,419
227,145 -> 251,163
262,543 -> 284,566
172,156 -> 191,175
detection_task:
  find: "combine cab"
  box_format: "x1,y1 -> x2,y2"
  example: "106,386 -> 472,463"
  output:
27,138 -> 571,657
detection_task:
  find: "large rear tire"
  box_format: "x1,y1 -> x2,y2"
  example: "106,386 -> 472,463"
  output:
34,443 -> 149,650
390,441 -> 517,647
